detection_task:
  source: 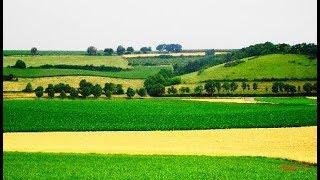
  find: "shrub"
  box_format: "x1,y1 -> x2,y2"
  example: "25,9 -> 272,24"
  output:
31,47 -> 38,55
79,79 -> 93,98
105,90 -> 112,99
60,90 -> 67,99
23,83 -> 33,92
126,87 -> 135,99
92,84 -> 102,98
3,74 -> 18,81
167,86 -> 178,95
34,86 -> 44,98
104,83 -> 116,94
179,87 -> 190,94
14,60 -> 26,69
115,84 -> 124,94
222,82 -> 231,92
230,82 -> 238,92
69,87 -> 79,98
194,85 -> 204,95
137,88 -> 147,97
303,83 -> 313,94
46,84 -> 55,98
204,80 -> 216,95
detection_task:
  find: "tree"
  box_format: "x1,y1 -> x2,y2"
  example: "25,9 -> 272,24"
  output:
23,82 -> 33,92
205,49 -> 215,56
156,44 -> 166,52
46,84 -> 55,98
116,45 -> 126,55
241,82 -> 247,92
34,86 -> 44,98
230,82 -> 238,92
246,84 -> 250,90
167,86 -> 178,95
179,87 -> 190,94
222,82 -> 231,92
31,47 -> 38,55
105,90 -> 112,99
137,88 -> 147,97
253,82 -> 258,91
215,82 -> 221,93
204,80 -> 216,95
60,90 -> 67,99
303,83 -> 313,94
79,79 -> 93,98
126,87 -> 135,99
87,46 -> 97,55
115,84 -> 124,94
140,47 -> 152,54
14,60 -> 26,69
104,83 -> 116,94
126,47 -> 134,54
92,84 -> 102,98
224,53 -> 232,63
194,85 -> 204,95
104,48 -> 114,56
69,87 -> 78,98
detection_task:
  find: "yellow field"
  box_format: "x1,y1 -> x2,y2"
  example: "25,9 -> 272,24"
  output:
3,76 -> 144,92
3,55 -> 129,68
3,126 -> 316,163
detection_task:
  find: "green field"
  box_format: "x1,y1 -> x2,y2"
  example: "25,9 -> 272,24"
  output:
127,56 -> 200,66
3,65 -> 172,79
3,55 -> 129,68
181,54 -> 317,83
4,152 -> 316,179
4,98 -> 316,132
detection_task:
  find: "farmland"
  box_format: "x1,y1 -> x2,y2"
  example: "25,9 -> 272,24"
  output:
4,98 -> 316,132
127,56 -> 201,66
181,54 -> 317,83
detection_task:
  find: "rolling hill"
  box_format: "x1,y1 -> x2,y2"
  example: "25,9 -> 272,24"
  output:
181,54 -> 317,83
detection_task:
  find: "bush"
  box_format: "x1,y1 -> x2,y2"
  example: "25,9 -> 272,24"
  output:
115,84 -> 124,94
179,87 -> 190,94
105,90 -> 112,99
46,84 -> 55,98
167,86 -> 178,95
31,47 -> 38,55
69,87 -> 79,98
60,90 -> 67,99
104,83 -> 116,94
34,86 -> 44,98
14,60 -> 26,69
23,83 -> 33,93
3,74 -> 18,81
92,84 -> 102,98
204,80 -> 216,95
230,82 -> 238,92
126,87 -> 135,99
79,79 -> 93,98
137,88 -> 147,97
303,83 -> 313,94
194,85 -> 204,95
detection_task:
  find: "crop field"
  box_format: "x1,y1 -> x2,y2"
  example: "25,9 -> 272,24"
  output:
181,54 -> 317,83
3,55 -> 129,68
4,98 -> 316,132
4,152 -> 316,179
168,80 -> 317,95
127,56 -> 201,66
3,65 -> 172,79
122,52 -> 207,58
3,76 -> 144,92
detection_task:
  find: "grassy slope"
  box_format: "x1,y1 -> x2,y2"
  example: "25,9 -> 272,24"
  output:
4,152 -> 316,179
4,98 -> 316,132
127,56 -> 200,66
3,65 -> 172,79
181,54 -> 317,83
3,55 -> 129,68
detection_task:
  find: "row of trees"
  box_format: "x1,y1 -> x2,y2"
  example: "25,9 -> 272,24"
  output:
271,82 -> 317,94
156,44 -> 182,53
87,46 -> 152,56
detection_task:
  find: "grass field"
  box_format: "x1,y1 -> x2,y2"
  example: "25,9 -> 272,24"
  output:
3,55 -> 130,68
181,54 -> 317,83
3,76 -> 144,91
127,56 -> 200,66
4,98 -> 316,132
3,65 -> 172,79
4,152 -> 316,179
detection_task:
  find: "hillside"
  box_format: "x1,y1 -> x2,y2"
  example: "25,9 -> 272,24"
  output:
181,54 -> 317,83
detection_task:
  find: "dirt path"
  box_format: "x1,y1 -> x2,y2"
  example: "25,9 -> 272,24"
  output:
3,126 -> 316,163
182,97 -> 259,103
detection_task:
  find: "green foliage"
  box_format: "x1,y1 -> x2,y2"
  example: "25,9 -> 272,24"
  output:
230,82 -> 238,92
14,60 -> 26,69
23,82 -> 33,93
92,84 -> 102,98
253,82 -> 258,91
194,85 -> 204,95
144,69 -> 175,96
303,83 -> 314,94
46,84 -> 55,98
140,47 -> 152,54
105,90 -> 112,99
126,47 -> 134,54
137,88 -> 147,97
205,49 -> 215,56
79,79 -> 93,98
104,83 -> 116,94
87,46 -> 97,55
3,98 -> 316,132
167,86 -> 178,95
103,48 -> 114,56
69,87 -> 78,98
30,47 -> 38,55
115,84 -> 124,94
53,83 -> 71,93
126,87 -> 136,99
222,82 -> 231,92
179,87 -> 190,94
116,45 -> 126,55
60,90 -> 67,99
127,56 -> 199,66
34,86 -> 44,98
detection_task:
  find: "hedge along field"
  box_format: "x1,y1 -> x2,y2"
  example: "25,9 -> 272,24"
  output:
3,65 -> 172,79
3,55 -> 129,68
181,54 -> 317,83
4,98 -> 316,132
4,152 -> 316,179
3,76 -> 144,92
127,56 -> 201,66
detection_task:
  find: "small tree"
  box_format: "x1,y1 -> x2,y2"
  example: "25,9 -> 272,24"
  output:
205,49 -> 215,56
46,84 -> 55,98
14,60 -> 26,69
87,46 -> 97,55
34,86 -> 44,98
92,84 -> 102,98
105,90 -> 112,99
204,80 -> 216,95
116,45 -> 126,55
80,86 -> 92,98
31,47 -> 38,55
126,47 -> 134,54
167,86 -> 178,95
126,87 -> 135,99
60,90 -> 67,99
252,82 -> 258,91
23,82 -> 33,92
103,48 -> 114,56
115,84 -> 124,94
194,85 -> 204,95
137,88 -> 147,97
69,87 -> 78,98
104,82 -> 116,94
222,82 -> 231,92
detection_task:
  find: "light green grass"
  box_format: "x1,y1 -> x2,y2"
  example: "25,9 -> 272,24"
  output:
255,97 -> 317,105
181,54 -> 317,83
4,98 -> 316,132
3,55 -> 129,68
4,152 -> 316,179
3,65 -> 172,79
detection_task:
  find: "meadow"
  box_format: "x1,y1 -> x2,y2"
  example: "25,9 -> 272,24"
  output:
4,152 -> 317,179
4,98 -> 316,132
3,65 -> 172,79
127,56 -> 201,66
181,54 -> 317,83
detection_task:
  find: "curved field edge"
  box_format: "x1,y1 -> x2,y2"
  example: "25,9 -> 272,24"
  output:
4,152 -> 316,179
3,98 -> 316,132
181,54 -> 317,83
3,65 -> 172,79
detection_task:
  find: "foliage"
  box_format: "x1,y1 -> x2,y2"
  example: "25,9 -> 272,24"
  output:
205,49 -> 215,56
126,87 -> 136,98
31,64 -> 123,72
115,84 -> 124,94
156,44 -> 182,52
127,56 -> 199,66
23,83 -> 33,93
92,84 -> 103,98
167,86 -> 178,95
204,80 -> 216,95
140,47 -> 152,54
230,82 -> 238,92
46,84 -> 55,98
79,79 -> 93,98
103,48 -> 114,56
104,83 -> 116,94
126,47 -> 134,54
3,74 -> 18,81
253,82 -> 258,91
69,87 -> 79,98
137,88 -> 147,97
194,85 -> 204,95
30,47 -> 38,55
60,90 -> 67,99
87,46 -> 97,55
105,90 -> 112,99
303,83 -> 314,94
116,45 -> 126,55
179,87 -> 190,94
144,69 -> 176,96
34,86 -> 44,98
14,60 -> 27,69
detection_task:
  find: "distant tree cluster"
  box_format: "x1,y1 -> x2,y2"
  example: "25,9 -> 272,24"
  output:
156,44 -> 182,53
